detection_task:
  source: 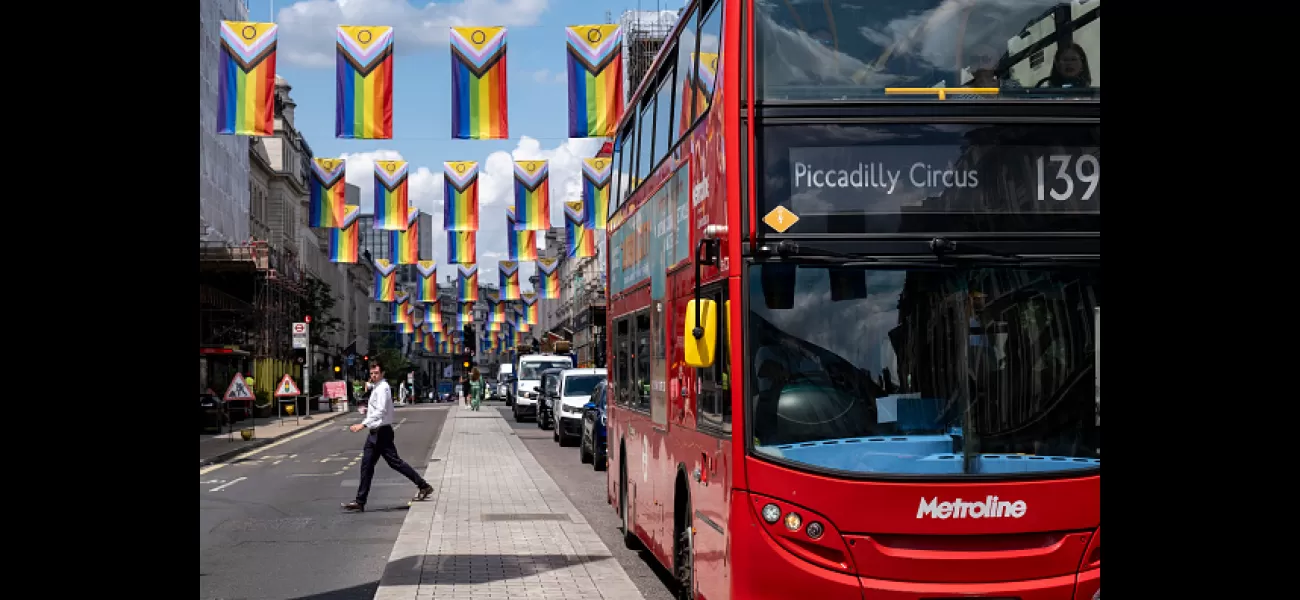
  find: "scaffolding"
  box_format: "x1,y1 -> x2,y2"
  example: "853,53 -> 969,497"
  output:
199,240 -> 306,361
621,8 -> 677,100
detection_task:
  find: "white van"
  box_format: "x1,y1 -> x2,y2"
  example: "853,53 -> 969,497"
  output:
512,354 -> 573,422
554,368 -> 606,446
496,363 -> 514,402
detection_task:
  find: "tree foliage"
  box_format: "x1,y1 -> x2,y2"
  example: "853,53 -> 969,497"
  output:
300,277 -> 343,349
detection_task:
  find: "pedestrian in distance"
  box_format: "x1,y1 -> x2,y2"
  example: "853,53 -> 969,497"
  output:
341,360 -> 433,512
461,376 -> 472,409
469,368 -> 484,411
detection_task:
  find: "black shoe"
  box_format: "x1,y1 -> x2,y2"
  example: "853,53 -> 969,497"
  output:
415,485 -> 434,501
341,501 -> 365,512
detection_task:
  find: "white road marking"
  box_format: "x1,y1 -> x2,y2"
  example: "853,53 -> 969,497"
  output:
393,417 -> 408,430
291,471 -> 345,477
200,420 -> 352,475
209,477 -> 247,492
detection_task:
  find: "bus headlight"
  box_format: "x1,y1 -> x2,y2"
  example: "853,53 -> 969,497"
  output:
761,504 -> 781,524
805,521 -> 824,539
784,512 -> 802,531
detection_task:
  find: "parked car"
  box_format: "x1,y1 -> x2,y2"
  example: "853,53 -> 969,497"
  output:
535,368 -> 565,430
554,368 -> 606,446
579,380 -> 608,469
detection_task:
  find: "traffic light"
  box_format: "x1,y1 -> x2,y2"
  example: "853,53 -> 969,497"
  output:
334,365 -> 341,373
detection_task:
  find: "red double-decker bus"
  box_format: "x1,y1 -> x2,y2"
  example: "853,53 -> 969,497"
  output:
604,1 -> 1100,599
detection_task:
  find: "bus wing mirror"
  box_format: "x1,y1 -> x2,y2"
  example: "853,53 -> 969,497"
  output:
684,298 -> 718,368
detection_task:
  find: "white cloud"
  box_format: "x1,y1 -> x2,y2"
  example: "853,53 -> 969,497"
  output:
277,0 -> 550,68
339,135 -> 603,294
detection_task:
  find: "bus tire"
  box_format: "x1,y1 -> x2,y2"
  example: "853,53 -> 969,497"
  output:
675,494 -> 694,600
621,456 -> 639,550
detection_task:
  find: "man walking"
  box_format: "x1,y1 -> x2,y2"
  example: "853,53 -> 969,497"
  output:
341,361 -> 433,512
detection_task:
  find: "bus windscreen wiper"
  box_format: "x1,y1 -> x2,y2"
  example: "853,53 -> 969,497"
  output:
769,240 -> 879,263
928,237 -> 1024,263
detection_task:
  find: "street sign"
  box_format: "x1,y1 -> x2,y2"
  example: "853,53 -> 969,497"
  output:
346,354 -> 355,366
224,372 -> 255,401
323,381 -> 346,399
292,322 -> 309,349
275,374 -> 302,398
407,372 -> 415,384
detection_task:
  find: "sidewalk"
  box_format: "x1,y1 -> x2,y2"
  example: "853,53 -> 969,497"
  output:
198,406 -> 350,466
374,406 -> 646,600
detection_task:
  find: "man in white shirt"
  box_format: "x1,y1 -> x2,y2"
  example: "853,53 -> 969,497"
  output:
342,360 -> 433,512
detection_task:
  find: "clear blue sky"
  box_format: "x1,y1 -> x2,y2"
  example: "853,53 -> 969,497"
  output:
260,0 -> 685,280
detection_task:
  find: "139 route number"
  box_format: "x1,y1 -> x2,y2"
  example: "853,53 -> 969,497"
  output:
1036,154 -> 1099,202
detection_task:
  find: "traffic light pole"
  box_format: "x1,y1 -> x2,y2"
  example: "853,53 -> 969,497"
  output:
303,333 -> 312,420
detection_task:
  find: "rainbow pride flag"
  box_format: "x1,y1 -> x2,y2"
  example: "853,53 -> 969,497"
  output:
513,161 -> 550,231
491,297 -> 506,323
373,160 -> 409,230
422,331 -> 435,353
426,302 -> 444,333
498,261 -> 521,300
458,302 -> 475,329
415,260 -> 438,302
448,232 -> 476,264
450,27 -> 508,140
536,258 -> 560,299
566,25 -> 624,138
564,201 -> 596,259
217,22 -> 278,136
458,264 -> 479,302
443,161 -> 480,231
336,26 -> 394,139
506,208 -> 538,260
582,157 -> 612,230
309,158 -> 347,228
330,205 -> 361,263
522,292 -> 539,325
391,208 -> 420,264
373,258 -> 398,301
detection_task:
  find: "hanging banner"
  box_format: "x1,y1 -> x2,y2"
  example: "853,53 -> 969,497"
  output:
458,301 -> 475,329
309,158 -> 347,228
217,21 -> 278,136
458,264 -> 479,302
522,292 -> 539,325
415,260 -> 438,302
513,160 -> 550,231
447,231 -> 477,264
536,258 -> 560,299
373,258 -> 398,301
498,261 -> 521,300
330,205 -> 361,263
373,160 -> 409,230
336,25 -> 394,139
582,157 -> 612,230
506,208 -> 538,260
450,27 -> 508,140
390,208 -> 420,264
443,161 -> 480,231
565,201 -> 596,259
566,25 -> 624,138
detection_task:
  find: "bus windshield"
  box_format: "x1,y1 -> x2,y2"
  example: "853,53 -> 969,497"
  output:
747,263 -> 1099,477
755,0 -> 1101,101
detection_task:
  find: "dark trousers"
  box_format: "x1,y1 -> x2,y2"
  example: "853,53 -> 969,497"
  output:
355,425 -> 427,505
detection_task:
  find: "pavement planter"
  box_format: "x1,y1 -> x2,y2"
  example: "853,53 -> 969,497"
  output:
373,406 -> 646,600
199,410 -> 348,467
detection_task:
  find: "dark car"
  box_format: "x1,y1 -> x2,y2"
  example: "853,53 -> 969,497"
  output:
579,380 -> 608,470
535,368 -> 564,430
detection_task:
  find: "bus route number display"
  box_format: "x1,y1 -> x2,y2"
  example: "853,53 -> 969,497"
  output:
787,145 -> 1101,215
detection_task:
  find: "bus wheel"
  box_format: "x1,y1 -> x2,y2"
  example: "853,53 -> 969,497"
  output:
675,496 -> 694,600
621,458 -> 638,550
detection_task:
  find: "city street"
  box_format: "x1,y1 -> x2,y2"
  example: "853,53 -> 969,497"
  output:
496,402 -> 677,600
199,404 -> 450,600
